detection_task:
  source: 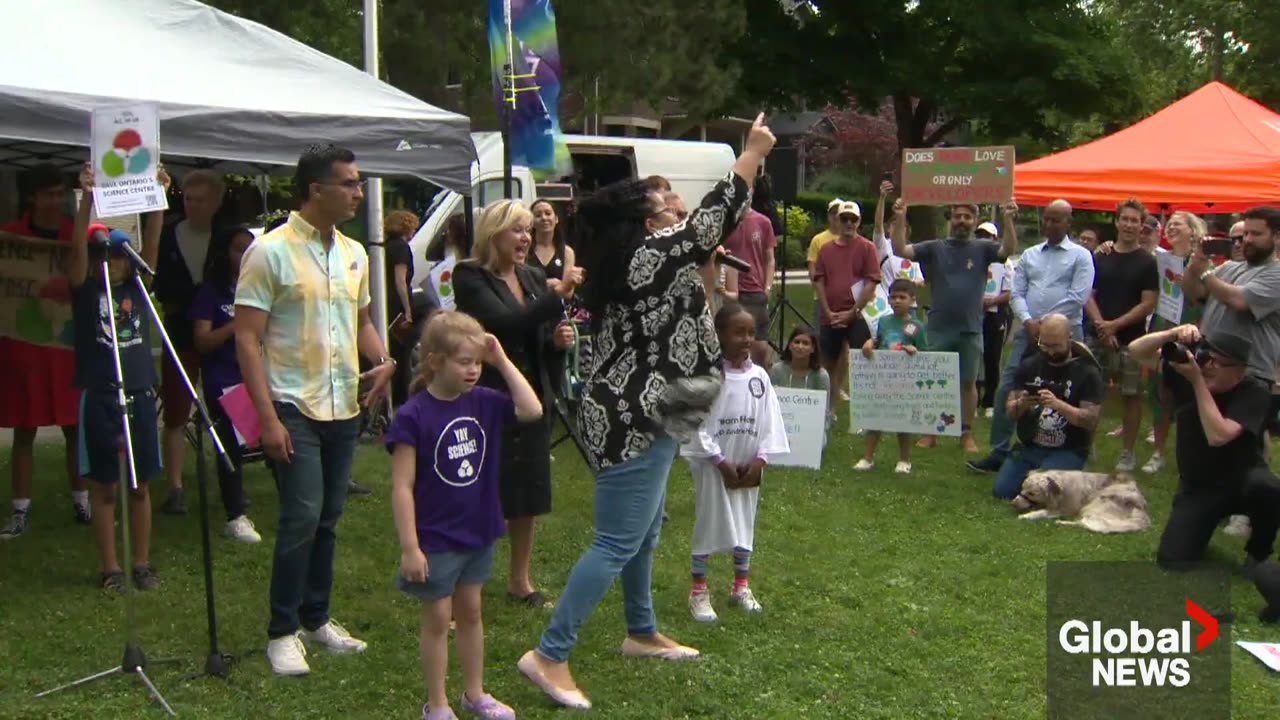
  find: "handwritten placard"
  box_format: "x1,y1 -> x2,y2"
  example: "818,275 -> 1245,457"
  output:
849,351 -> 962,436
1236,641 -> 1280,673
0,231 -> 74,350
770,388 -> 827,469
901,145 -> 1015,205
1155,252 -> 1186,324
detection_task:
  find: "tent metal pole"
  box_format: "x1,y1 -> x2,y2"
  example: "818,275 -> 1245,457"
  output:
363,0 -> 391,412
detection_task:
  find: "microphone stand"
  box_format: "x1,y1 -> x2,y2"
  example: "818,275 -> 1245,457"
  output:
35,254 -> 186,715
768,200 -> 814,354
113,241 -> 241,682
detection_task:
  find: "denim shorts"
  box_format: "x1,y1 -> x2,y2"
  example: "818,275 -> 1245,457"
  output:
395,543 -> 496,603
78,389 -> 161,485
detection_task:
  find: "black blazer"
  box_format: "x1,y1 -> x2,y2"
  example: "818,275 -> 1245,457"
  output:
452,262 -> 565,402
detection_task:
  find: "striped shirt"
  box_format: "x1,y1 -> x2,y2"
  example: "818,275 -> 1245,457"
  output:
235,212 -> 370,422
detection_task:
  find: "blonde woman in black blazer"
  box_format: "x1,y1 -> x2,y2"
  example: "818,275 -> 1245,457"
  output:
453,199 -> 582,608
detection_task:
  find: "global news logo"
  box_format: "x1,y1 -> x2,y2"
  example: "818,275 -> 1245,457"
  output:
1057,599 -> 1219,688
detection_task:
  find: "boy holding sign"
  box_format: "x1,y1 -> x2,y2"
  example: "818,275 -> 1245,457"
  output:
856,280 -> 929,474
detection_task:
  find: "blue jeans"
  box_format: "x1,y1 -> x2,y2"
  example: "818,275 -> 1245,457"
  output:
267,402 -> 360,639
536,435 -> 678,663
988,324 -> 1083,457
993,445 -> 1088,499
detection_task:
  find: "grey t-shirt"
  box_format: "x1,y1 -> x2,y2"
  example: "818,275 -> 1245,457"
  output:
1200,259 -> 1280,384
913,238 -> 1001,333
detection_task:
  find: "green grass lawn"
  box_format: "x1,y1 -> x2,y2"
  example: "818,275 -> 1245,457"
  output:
2,284 -> 1278,719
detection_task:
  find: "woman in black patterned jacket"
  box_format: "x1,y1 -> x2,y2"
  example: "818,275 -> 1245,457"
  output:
517,115 -> 777,710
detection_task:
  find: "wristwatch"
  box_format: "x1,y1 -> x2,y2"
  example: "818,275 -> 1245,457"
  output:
377,356 -> 397,369
1199,268 -> 1215,282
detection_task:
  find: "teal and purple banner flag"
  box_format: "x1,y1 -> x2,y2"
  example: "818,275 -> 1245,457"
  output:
488,0 -> 563,172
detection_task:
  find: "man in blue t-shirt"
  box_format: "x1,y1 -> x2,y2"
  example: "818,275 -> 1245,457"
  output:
891,197 -> 1019,452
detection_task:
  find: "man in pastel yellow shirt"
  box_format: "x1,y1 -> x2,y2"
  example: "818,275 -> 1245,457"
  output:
235,144 -> 396,676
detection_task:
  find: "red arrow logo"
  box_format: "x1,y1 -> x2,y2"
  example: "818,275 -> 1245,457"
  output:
1186,598 -> 1218,652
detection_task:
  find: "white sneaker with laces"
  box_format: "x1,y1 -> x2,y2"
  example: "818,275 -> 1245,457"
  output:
854,459 -> 874,471
1223,515 -> 1252,539
1115,451 -> 1137,473
1141,453 -> 1165,474
894,461 -> 912,475
301,620 -> 367,655
689,591 -> 717,623
984,408 -> 994,419
267,634 -> 310,676
225,515 -> 262,544
1145,429 -> 1155,444
730,586 -> 763,614
0,511 -> 29,540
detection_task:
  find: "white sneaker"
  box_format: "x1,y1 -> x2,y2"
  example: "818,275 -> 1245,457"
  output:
1223,515 -> 1252,539
267,634 -> 310,676
894,461 -> 912,475
225,515 -> 262,544
729,586 -> 763,614
984,408 -> 994,419
854,459 -> 874,471
1145,430 -> 1155,444
0,510 -> 29,540
301,620 -> 368,655
689,591 -> 717,623
1141,454 -> 1165,474
1115,451 -> 1137,473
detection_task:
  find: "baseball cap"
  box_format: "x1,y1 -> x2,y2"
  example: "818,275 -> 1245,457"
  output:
1201,330 -> 1250,366
976,221 -> 999,236
827,198 -> 844,211
1143,216 -> 1161,231
838,201 -> 862,218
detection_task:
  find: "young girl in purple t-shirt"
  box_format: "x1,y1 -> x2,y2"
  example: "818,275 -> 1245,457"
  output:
387,311 -> 542,720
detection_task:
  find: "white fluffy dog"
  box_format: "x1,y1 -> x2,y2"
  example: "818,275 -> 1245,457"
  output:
1011,469 -> 1151,534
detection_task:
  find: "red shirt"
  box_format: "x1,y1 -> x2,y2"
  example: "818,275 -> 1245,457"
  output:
722,209 -> 776,293
813,234 -> 881,320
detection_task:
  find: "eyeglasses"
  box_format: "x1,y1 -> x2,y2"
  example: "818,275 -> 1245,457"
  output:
1203,353 -> 1244,369
840,216 -> 859,223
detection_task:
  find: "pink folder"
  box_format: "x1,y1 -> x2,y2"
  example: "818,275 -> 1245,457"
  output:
217,384 -> 261,448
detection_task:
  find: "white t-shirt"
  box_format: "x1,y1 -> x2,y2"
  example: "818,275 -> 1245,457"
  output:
175,221 -> 210,283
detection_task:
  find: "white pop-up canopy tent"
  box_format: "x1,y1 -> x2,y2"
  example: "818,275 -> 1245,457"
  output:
0,0 -> 476,192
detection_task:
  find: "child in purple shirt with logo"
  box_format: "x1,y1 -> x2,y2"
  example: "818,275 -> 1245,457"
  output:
190,226 -> 260,544
387,311 -> 543,720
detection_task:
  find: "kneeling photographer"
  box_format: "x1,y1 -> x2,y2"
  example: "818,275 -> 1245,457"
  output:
992,314 -> 1104,499
1129,324 -> 1280,573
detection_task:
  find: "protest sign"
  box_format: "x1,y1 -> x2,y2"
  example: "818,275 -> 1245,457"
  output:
1155,252 -> 1186,324
770,388 -> 827,469
901,145 -> 1015,205
91,104 -> 168,218
0,231 -> 74,350
1236,641 -> 1280,673
860,284 -> 891,338
984,261 -> 1008,300
428,256 -> 458,310
850,351 -> 961,436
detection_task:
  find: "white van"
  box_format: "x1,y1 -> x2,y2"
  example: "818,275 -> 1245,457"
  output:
408,132 -> 736,285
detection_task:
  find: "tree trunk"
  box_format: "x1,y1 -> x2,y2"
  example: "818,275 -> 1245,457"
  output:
892,94 -> 942,244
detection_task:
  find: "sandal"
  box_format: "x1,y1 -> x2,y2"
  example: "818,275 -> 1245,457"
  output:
508,590 -> 552,609
101,571 -> 126,594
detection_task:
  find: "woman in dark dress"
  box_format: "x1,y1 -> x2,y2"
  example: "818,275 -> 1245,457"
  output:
453,200 -> 581,607
384,210 -> 419,406
527,199 -> 575,286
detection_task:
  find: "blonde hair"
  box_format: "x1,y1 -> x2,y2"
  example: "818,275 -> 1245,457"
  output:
410,310 -> 487,393
385,210 -> 420,239
182,169 -> 226,196
470,200 -> 533,272
1169,210 -> 1206,244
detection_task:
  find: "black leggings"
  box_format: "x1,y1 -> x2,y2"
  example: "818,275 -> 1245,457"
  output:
980,311 -> 1008,408
1156,467 -> 1280,569
207,399 -> 249,522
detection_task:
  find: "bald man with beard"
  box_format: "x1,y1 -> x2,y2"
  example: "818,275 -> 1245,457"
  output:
970,200 -> 1097,474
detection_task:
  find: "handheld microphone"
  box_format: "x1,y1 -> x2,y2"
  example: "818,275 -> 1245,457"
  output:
715,252 -> 751,273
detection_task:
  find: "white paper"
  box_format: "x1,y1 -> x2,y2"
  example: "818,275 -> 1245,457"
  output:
850,351 -> 962,436
1155,252 -> 1187,324
428,255 -> 459,310
73,190 -> 140,249
1236,641 -> 1280,673
90,104 -> 168,219
770,388 -> 828,470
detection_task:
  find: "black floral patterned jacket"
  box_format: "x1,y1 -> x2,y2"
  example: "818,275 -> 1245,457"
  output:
578,172 -> 752,469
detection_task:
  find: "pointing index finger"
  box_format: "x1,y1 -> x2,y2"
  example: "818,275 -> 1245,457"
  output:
753,112 -> 765,127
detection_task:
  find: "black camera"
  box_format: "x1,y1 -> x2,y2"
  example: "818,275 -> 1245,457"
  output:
1025,379 -> 1066,398
1161,341 -> 1209,366
1202,238 -> 1234,258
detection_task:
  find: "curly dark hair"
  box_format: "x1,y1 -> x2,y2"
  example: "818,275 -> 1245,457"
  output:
572,179 -> 660,318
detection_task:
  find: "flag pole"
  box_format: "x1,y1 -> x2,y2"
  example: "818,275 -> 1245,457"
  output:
363,0 -> 390,410
502,0 -> 515,199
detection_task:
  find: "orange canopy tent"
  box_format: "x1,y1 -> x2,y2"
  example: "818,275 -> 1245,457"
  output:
1014,82 -> 1280,213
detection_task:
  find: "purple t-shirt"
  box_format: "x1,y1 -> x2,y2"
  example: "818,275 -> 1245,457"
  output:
189,283 -> 241,395
384,385 -> 516,553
